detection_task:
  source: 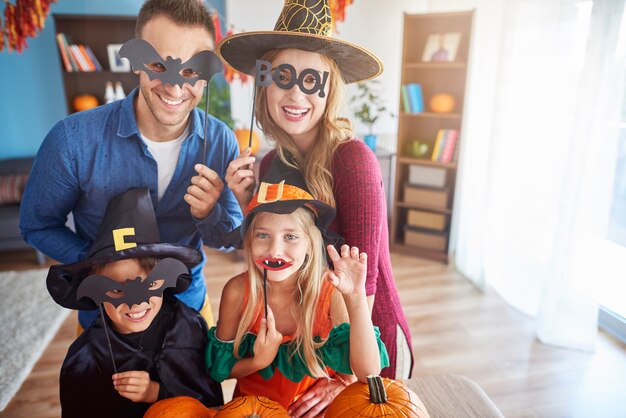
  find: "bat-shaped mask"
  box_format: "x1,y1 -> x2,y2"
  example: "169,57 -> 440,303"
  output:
76,258 -> 188,308
118,38 -> 224,88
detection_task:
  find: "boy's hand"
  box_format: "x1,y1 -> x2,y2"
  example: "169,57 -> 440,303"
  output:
112,370 -> 159,403
326,244 -> 367,297
185,164 -> 224,220
252,306 -> 283,370
225,147 -> 256,210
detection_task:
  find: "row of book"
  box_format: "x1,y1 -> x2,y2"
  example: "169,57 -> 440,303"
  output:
56,33 -> 103,72
400,83 -> 424,113
431,129 -> 459,163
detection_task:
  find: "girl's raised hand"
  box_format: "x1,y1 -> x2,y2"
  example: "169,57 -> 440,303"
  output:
252,306 -> 283,370
326,244 -> 367,296
225,147 -> 256,211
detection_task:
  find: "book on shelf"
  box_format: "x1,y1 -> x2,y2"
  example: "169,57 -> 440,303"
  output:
407,83 -> 424,113
56,33 -> 102,72
431,129 -> 446,161
84,46 -> 103,71
55,33 -> 73,72
440,129 -> 458,163
400,84 -> 411,113
430,129 -> 459,163
69,45 -> 90,71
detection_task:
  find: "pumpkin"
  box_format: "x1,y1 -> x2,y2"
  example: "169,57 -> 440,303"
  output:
429,93 -> 456,113
326,375 -> 430,418
214,396 -> 289,418
72,94 -> 99,112
234,128 -> 261,156
143,396 -> 217,418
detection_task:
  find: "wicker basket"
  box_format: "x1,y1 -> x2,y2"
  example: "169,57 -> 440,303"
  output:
407,209 -> 447,231
404,227 -> 448,251
404,185 -> 449,208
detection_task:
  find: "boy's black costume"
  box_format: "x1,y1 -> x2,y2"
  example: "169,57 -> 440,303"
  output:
59,293 -> 219,418
46,188 -> 223,418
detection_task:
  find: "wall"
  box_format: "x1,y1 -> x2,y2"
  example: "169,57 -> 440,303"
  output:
0,0 -> 224,160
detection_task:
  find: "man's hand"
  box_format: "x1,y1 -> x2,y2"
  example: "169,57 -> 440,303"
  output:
112,370 -> 159,403
185,164 -> 224,220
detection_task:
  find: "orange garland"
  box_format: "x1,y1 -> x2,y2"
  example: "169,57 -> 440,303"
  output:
329,0 -> 354,31
1,0 -> 56,53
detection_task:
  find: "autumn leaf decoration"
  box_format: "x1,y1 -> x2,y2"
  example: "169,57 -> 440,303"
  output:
1,0 -> 57,53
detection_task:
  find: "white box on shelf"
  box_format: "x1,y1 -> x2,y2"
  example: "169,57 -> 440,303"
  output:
408,165 -> 446,188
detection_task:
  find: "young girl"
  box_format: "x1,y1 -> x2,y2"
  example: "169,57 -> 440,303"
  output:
220,0 -> 413,384
206,158 -> 388,417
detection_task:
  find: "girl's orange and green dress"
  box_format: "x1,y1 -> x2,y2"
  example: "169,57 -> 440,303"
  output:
205,272 -> 389,408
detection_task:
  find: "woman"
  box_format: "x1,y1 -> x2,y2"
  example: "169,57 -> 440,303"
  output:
221,0 -> 413,396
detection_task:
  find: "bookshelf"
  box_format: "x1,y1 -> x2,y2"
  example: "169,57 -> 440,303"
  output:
390,11 -> 474,263
53,14 -> 138,114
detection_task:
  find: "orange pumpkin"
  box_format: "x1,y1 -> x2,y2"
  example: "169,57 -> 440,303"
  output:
234,128 -> 261,156
326,375 -> 430,418
72,94 -> 99,112
214,396 -> 289,418
429,93 -> 456,113
143,396 -> 217,418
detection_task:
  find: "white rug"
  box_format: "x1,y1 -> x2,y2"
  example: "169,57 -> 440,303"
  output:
0,269 -> 70,411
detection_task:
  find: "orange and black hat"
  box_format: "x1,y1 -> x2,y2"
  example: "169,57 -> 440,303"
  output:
46,188 -> 202,310
216,0 -> 383,84
224,155 -> 342,248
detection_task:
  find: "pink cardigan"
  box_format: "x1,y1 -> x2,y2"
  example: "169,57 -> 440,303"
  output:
260,139 -> 413,378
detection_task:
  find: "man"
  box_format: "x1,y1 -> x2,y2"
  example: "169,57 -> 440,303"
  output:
20,0 -> 242,330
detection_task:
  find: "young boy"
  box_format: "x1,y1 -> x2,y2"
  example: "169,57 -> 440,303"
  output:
46,188 -> 223,418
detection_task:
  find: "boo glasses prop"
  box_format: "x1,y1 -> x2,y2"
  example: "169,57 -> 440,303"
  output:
255,59 -> 329,98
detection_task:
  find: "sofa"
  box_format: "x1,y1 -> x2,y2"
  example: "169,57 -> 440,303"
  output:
0,157 -> 45,264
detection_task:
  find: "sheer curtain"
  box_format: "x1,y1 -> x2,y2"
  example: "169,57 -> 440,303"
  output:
452,0 -> 625,351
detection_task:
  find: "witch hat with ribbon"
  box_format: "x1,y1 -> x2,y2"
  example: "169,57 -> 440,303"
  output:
224,155 -> 341,249
46,187 -> 202,311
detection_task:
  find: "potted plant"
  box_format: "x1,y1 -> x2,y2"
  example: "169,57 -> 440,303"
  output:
351,80 -> 393,151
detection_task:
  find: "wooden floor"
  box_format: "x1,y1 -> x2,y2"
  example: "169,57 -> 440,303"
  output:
1,248 -> 626,417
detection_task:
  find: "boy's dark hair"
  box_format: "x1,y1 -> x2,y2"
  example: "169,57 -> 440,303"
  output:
136,0 -> 216,42
90,257 -> 159,275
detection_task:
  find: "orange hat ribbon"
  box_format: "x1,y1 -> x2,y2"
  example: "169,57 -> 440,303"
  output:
245,181 -> 314,215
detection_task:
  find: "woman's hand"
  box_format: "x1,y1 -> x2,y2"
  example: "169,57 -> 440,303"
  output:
251,306 -> 283,370
287,375 -> 353,418
112,370 -> 159,403
326,244 -> 367,297
225,147 -> 256,211
185,164 -> 224,219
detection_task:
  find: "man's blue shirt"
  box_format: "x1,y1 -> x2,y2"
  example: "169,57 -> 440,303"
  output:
20,88 -> 243,324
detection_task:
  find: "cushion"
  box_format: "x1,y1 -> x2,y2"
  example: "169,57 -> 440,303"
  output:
0,174 -> 29,204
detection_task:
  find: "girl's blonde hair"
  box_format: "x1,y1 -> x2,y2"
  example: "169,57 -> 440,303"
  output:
233,207 -> 330,378
255,49 -> 354,207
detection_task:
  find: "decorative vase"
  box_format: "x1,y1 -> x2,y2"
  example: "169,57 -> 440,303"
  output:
364,134 -> 377,152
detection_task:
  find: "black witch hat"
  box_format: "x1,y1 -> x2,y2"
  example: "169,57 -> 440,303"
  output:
216,0 -> 383,84
46,188 -> 202,310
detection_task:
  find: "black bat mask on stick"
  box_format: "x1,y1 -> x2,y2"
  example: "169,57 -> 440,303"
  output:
118,38 -> 223,88
76,258 -> 188,308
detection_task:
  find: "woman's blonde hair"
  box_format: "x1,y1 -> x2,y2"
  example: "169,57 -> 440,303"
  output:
233,207 -> 330,378
255,49 -> 354,207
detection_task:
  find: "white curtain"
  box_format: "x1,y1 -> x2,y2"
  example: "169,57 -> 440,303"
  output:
452,0 -> 625,351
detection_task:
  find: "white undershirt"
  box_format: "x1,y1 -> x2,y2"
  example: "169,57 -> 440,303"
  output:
140,127 -> 188,201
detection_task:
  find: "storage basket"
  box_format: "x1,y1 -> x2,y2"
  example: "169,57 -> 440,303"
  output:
407,209 -> 447,231
404,227 -> 448,251
404,184 -> 449,208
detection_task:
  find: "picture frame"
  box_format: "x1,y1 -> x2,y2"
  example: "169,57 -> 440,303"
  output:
107,44 -> 131,72
421,32 -> 461,62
